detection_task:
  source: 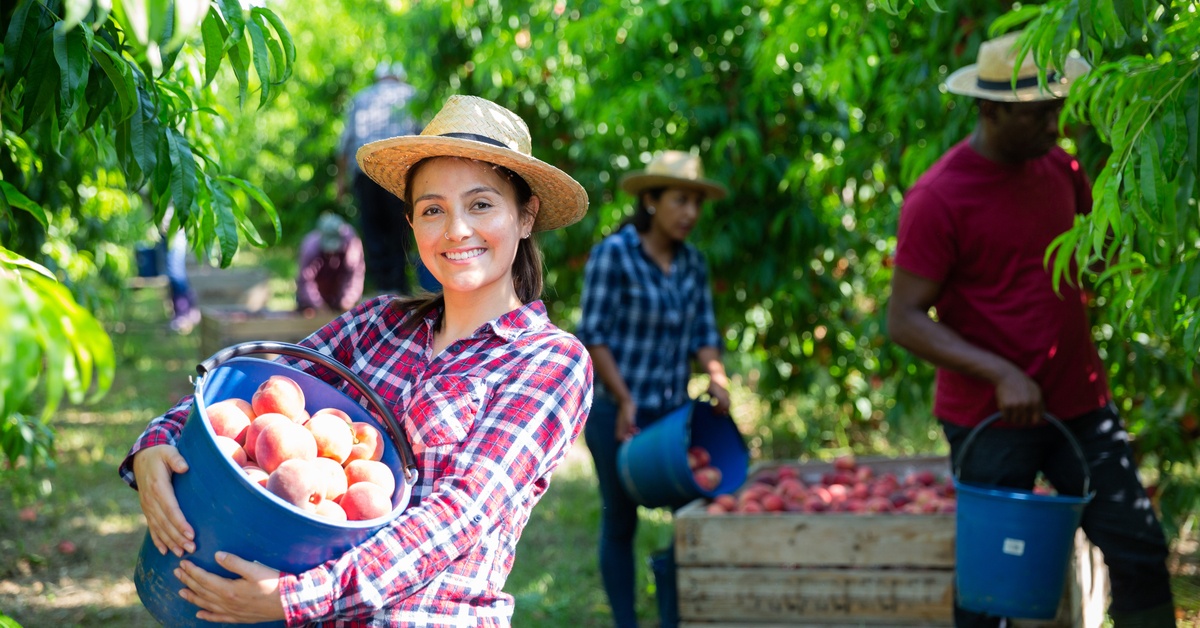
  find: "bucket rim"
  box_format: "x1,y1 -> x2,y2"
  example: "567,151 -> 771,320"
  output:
954,479 -> 1093,506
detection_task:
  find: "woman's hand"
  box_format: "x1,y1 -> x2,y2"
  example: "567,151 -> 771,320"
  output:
176,552 -> 287,624
132,444 -> 195,557
615,398 -> 639,442
707,376 -> 731,415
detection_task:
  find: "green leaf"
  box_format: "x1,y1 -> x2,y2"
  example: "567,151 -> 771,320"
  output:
129,83 -> 159,181
200,7 -> 226,87
90,38 -> 137,120
53,21 -> 91,121
213,0 -> 245,47
18,31 -> 58,133
112,0 -> 150,47
165,0 -> 210,53
1138,133 -> 1161,219
4,0 -> 47,79
217,175 -> 280,243
251,8 -> 294,83
226,27 -> 251,106
62,0 -> 94,34
166,128 -> 198,216
0,182 -> 48,229
245,18 -> 272,107
146,0 -> 170,44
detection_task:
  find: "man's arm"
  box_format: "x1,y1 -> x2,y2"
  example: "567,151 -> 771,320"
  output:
886,267 -> 1044,426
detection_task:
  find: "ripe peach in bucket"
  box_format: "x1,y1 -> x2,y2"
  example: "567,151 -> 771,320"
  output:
344,459 -> 396,496
345,422 -> 385,463
243,465 -> 269,487
315,500 -> 348,521
340,482 -> 392,521
255,421 -> 317,473
206,399 -> 253,444
305,413 -> 354,464
312,407 -> 353,425
245,413 -> 289,460
251,375 -> 307,421
214,435 -> 249,466
312,457 -> 349,502
266,459 -> 324,512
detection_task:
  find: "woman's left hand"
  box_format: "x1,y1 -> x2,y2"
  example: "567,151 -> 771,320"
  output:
707,378 -> 731,414
176,551 -> 287,624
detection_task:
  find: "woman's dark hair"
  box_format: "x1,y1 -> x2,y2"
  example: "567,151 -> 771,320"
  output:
393,157 -> 543,332
621,186 -> 666,233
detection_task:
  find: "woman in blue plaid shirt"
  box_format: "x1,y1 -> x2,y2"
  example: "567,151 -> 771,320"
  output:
576,150 -> 731,628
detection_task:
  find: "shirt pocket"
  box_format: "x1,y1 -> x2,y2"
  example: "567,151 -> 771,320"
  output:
406,375 -> 484,448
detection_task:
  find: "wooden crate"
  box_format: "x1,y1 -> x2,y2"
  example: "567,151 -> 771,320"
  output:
676,456 -> 1109,627
198,306 -> 337,359
189,266 -> 272,311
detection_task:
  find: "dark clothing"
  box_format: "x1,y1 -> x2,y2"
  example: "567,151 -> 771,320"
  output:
944,404 -> 1173,626
353,173 -> 411,294
583,396 -> 678,628
896,141 -> 1110,427
295,224 -> 365,312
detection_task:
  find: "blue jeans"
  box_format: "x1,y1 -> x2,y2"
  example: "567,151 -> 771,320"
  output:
584,396 -> 679,628
943,404 -> 1173,627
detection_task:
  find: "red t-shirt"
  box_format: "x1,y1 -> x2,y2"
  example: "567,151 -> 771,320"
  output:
895,140 -> 1111,427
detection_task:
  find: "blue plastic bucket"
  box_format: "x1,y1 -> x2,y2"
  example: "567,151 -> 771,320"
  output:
134,342 -> 418,628
617,400 -> 748,509
953,413 -> 1093,620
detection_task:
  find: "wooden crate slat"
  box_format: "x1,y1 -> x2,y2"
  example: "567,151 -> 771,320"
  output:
678,565 -> 954,625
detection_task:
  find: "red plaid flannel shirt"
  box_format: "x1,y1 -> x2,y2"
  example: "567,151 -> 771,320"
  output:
120,296 -> 593,626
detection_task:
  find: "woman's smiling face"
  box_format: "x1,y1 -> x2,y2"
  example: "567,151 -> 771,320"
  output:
409,157 -> 536,300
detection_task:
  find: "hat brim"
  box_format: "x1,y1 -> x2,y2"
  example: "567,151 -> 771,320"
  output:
945,56 -> 1090,102
619,173 -> 728,202
356,136 -> 589,232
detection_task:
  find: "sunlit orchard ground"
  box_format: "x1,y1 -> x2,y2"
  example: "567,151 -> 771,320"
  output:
1,271 -> 1197,627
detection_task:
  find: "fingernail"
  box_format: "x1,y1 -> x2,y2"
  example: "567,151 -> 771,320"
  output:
174,568 -> 182,579
174,547 -> 183,558
185,543 -> 195,553
185,531 -> 194,540
215,551 -> 226,561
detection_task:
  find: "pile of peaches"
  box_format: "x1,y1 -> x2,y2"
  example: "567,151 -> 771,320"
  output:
704,455 -> 958,515
204,375 -> 396,522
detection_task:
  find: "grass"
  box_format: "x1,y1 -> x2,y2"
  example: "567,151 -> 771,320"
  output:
1,285 -> 1197,627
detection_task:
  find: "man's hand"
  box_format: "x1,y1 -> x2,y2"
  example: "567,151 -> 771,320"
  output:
994,366 -> 1044,427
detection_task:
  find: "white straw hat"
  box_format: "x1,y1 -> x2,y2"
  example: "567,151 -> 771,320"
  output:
620,150 -> 727,201
945,30 -> 1090,102
356,95 -> 589,232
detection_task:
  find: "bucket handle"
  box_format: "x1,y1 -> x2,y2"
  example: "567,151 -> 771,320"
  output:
953,412 -> 1090,498
198,341 -> 418,486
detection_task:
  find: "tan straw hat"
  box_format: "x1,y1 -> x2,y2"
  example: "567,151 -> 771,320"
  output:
356,95 -> 589,232
945,30 -> 1090,102
620,150 -> 728,201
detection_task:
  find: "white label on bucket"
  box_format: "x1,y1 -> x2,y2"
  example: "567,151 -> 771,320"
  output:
1002,538 -> 1026,556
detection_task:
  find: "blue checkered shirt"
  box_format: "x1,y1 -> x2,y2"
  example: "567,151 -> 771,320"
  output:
576,224 -> 722,412
340,80 -> 419,178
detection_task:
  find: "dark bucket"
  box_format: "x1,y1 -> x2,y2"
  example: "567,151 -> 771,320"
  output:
954,413 -> 1093,620
617,400 -> 748,509
134,342 -> 418,628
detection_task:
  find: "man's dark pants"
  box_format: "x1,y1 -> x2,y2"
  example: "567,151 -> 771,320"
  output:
943,404 -> 1174,627
353,173 -> 411,295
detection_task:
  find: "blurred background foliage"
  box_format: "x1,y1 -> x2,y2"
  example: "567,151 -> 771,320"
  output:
2,0 -> 1198,535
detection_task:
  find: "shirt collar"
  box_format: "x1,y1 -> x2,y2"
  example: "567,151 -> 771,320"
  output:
419,299 -> 548,343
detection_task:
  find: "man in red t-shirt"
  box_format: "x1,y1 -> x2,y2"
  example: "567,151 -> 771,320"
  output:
888,31 -> 1174,627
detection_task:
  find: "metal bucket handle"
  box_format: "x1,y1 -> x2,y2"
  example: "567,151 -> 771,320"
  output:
953,412 -> 1091,498
198,341 -> 418,486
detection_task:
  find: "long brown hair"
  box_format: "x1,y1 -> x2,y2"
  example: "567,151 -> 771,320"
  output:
393,157 -> 543,332
620,186 -> 666,233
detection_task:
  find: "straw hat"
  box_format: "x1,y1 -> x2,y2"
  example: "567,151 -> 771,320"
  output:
356,95 -> 589,232
945,30 -> 1090,102
620,150 -> 727,201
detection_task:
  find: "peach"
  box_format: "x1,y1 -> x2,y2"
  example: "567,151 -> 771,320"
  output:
242,464 -> 269,487
693,466 -> 722,492
339,482 -> 392,521
305,413 -> 354,464
255,420 -> 317,473
687,446 -> 711,470
244,413 -> 290,464
344,459 -> 396,496
312,457 -> 349,502
213,435 -> 248,466
251,375 -> 307,422
315,500 -> 347,521
206,399 -> 253,445
312,407 -> 353,425
230,398 -> 257,420
266,459 -> 324,512
344,422 -> 385,463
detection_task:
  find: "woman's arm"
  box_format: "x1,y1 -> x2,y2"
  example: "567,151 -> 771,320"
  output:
694,346 -> 730,414
586,343 -> 637,440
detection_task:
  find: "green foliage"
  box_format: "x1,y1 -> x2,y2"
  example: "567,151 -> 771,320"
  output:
0,0 -> 295,476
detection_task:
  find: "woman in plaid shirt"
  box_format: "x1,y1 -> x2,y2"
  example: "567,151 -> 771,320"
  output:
121,96 -> 593,626
576,150 -> 730,628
